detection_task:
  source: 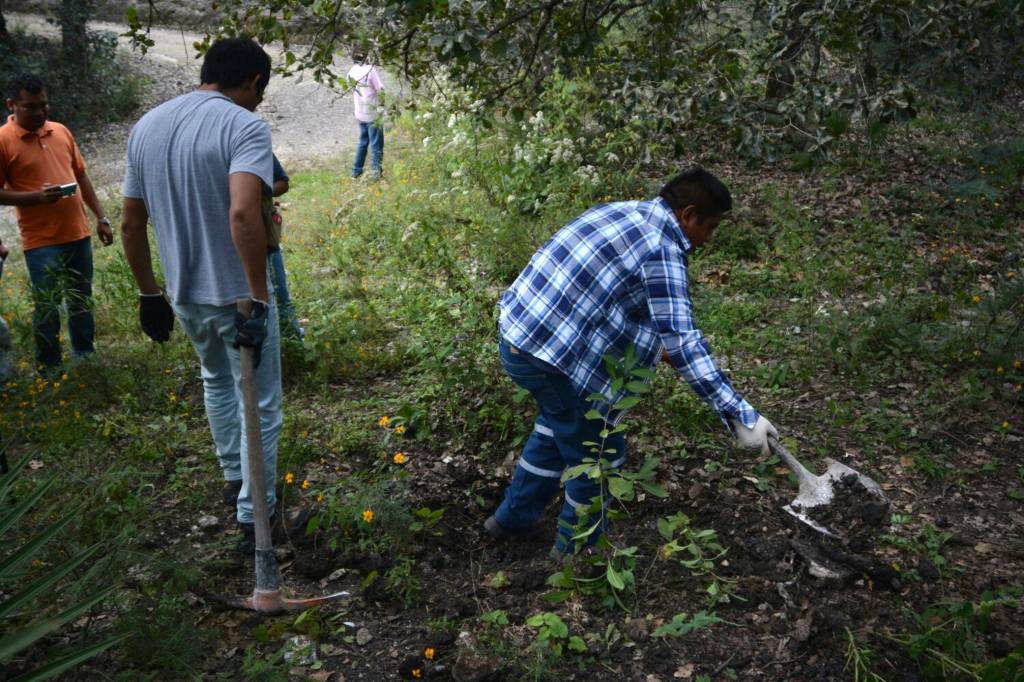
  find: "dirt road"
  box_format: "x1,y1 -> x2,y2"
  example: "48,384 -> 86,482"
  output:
1,13 -> 398,243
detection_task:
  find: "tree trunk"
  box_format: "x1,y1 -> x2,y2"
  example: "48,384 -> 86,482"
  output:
0,0 -> 11,46
765,0 -> 812,102
58,0 -> 94,82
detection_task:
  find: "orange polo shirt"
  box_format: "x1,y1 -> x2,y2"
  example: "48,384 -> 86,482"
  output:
0,115 -> 90,251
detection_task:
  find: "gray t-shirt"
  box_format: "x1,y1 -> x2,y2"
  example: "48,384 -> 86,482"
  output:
123,90 -> 273,306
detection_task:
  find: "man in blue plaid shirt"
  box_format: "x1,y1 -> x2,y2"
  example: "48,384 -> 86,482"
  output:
486,167 -> 777,560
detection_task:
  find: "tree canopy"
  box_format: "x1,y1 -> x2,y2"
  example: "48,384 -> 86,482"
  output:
123,0 -> 1024,159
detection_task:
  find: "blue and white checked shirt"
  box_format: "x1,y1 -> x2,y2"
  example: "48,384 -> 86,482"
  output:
499,197 -> 758,429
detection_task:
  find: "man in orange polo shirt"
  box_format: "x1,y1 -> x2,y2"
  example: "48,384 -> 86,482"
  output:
0,74 -> 113,374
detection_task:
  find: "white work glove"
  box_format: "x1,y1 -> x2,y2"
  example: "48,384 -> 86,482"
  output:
731,415 -> 778,456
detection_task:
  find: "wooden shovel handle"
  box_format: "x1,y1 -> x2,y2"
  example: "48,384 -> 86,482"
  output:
237,299 -> 279,593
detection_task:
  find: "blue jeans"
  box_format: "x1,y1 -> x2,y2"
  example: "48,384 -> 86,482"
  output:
173,299 -> 283,524
0,315 -> 13,383
268,248 -> 304,339
23,236 -> 95,370
351,121 -> 384,177
495,339 -> 626,552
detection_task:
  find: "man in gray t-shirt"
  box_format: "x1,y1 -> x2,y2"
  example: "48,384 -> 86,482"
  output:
120,38 -> 281,551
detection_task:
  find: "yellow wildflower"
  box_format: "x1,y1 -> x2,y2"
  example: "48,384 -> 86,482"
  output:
1002,421 -> 1010,429
362,509 -> 374,523
996,366 -> 1004,374
395,424 -> 406,435
971,295 -> 981,303
378,415 -> 390,428
1014,360 -> 1022,369
302,479 -> 310,490
285,472 -> 295,485
169,392 -> 177,402
393,452 -> 407,465
424,647 -> 435,660
316,493 -> 325,503
412,669 -> 422,679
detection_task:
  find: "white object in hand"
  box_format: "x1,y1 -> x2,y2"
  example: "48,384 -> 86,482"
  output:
731,415 -> 778,456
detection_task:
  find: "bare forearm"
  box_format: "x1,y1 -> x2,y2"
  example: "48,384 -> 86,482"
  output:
121,219 -> 160,294
0,189 -> 43,206
75,171 -> 106,220
231,213 -> 269,301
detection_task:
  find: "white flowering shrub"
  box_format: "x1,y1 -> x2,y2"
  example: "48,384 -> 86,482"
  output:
408,71 -> 646,220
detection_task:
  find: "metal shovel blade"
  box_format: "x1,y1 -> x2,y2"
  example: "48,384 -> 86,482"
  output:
769,436 -> 888,538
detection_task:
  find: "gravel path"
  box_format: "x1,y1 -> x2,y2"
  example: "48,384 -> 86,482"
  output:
1,14 -> 399,243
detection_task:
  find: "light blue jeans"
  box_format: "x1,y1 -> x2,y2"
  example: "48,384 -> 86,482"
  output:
173,300 -> 282,524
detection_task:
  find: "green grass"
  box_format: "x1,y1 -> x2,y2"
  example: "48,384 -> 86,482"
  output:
0,110 -> 1021,677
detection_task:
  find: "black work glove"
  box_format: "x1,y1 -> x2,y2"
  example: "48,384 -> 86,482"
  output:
234,299 -> 269,369
139,293 -> 174,343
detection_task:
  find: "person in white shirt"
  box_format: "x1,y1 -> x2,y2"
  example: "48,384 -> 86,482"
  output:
347,51 -> 384,179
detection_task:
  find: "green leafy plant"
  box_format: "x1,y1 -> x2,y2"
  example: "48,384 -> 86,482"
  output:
886,591 -> 1023,681
525,612 -> 587,657
844,628 -> 889,682
652,611 -> 724,638
549,345 -> 666,609
658,513 -> 740,607
0,454 -> 126,681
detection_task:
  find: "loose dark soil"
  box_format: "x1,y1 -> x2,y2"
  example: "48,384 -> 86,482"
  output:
64,428 -> 1020,682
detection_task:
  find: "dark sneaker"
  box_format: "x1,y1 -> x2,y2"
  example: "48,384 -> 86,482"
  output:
483,515 -> 510,539
222,479 -> 243,508
483,515 -> 544,540
237,508 -> 312,554
237,515 -> 276,555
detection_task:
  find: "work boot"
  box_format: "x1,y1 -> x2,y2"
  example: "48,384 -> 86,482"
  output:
222,479 -> 243,508
483,515 -> 510,539
483,514 -> 542,540
237,515 -> 275,555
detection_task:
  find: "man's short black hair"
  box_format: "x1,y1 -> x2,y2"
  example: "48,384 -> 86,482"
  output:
200,38 -> 272,92
6,73 -> 45,102
659,167 -> 732,221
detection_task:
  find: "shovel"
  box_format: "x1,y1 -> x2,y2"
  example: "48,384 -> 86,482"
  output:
209,301 -> 348,614
768,436 -> 888,538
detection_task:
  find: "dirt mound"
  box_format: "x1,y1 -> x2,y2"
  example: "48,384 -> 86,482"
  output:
797,473 -> 889,544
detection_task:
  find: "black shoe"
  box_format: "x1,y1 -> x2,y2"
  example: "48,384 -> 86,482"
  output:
237,515 -> 276,555
483,515 -> 541,540
483,515 -> 509,539
222,479 -> 243,508
237,508 -> 314,554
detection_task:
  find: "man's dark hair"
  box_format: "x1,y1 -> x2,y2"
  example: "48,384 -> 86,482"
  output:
659,167 -> 732,220
6,73 -> 45,102
200,38 -> 272,92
